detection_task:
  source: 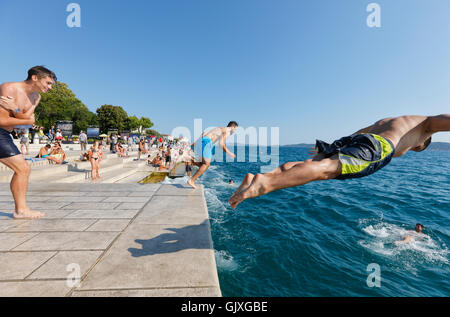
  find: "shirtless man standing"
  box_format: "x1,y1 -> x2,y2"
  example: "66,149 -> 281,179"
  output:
0,66 -> 56,219
229,114 -> 450,209
187,121 -> 238,189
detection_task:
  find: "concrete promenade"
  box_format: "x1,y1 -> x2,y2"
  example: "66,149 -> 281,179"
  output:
0,182 -> 221,297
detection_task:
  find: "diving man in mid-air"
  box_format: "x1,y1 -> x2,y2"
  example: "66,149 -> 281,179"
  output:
229,114 -> 450,208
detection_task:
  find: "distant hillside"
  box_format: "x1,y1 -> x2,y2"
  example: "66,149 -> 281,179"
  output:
282,143 -> 315,148
428,142 -> 450,151
283,142 -> 450,151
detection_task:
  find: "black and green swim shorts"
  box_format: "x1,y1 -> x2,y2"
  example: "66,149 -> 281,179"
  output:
315,133 -> 395,180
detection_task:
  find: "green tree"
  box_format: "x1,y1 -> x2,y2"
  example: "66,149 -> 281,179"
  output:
37,81 -> 97,134
139,116 -> 154,130
145,129 -> 161,138
96,105 -> 128,133
37,82 -> 155,136
125,115 -> 140,131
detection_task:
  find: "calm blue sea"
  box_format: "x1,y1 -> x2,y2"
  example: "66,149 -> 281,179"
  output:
200,146 -> 449,297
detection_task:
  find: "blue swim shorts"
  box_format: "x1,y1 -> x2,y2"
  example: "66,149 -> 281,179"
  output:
201,137 -> 215,159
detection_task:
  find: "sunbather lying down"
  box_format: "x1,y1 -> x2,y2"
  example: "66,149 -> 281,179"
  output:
229,114 -> 450,209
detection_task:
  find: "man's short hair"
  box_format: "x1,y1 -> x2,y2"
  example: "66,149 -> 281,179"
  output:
227,121 -> 238,128
45,144 -> 51,148
26,66 -> 57,81
416,223 -> 425,230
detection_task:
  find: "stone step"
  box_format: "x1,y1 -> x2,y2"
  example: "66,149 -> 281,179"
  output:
114,171 -> 151,184
51,159 -> 147,184
94,168 -> 141,184
54,161 -> 128,184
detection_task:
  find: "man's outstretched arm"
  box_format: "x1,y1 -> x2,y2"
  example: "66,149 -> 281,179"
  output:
427,114 -> 450,133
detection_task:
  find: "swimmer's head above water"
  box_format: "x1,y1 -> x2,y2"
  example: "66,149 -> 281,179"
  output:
415,223 -> 425,233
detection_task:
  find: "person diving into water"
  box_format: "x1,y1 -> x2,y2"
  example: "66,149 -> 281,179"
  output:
187,121 -> 238,189
229,114 -> 450,209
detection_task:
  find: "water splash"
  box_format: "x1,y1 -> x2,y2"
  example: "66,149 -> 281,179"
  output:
359,220 -> 449,265
215,250 -> 239,271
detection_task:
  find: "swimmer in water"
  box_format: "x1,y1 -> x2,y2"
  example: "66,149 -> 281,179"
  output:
397,223 -> 425,244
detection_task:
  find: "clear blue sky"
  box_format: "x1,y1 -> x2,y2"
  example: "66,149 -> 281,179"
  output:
1,0 -> 449,144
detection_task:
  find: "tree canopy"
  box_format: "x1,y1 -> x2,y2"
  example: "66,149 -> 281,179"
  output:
96,105 -> 129,133
37,81 -> 157,135
37,81 -> 97,133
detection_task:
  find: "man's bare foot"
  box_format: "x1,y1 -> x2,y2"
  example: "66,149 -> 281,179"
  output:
187,179 -> 198,189
228,173 -> 268,209
14,209 -> 45,220
230,173 -> 254,201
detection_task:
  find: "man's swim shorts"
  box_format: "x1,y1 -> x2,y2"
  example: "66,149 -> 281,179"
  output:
315,133 -> 395,180
201,137 -> 215,159
0,128 -> 21,159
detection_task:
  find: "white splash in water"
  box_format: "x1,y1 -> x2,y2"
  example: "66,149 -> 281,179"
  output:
215,250 -> 238,271
359,220 -> 449,265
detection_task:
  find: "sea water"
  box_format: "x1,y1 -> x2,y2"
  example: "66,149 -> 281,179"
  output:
205,146 -> 449,297
164,146 -> 449,296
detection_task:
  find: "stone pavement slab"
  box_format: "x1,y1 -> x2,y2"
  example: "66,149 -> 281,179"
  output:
154,184 -> 203,196
65,209 -> 140,219
27,251 -> 103,280
85,219 -> 131,232
0,232 -> 39,251
7,219 -> 97,232
71,287 -> 221,297
0,280 -> 71,297
115,202 -> 148,210
62,202 -> 121,210
135,195 -> 208,225
46,196 -> 107,203
0,220 -> 24,232
0,182 -> 221,297
13,232 -> 119,251
0,202 -> 71,210
102,196 -> 151,203
0,251 -> 56,280
78,222 -> 219,291
127,191 -> 159,197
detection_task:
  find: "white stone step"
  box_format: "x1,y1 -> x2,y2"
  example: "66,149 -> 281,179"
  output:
95,168 -> 140,184
114,171 -> 151,184
55,161 -> 126,183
